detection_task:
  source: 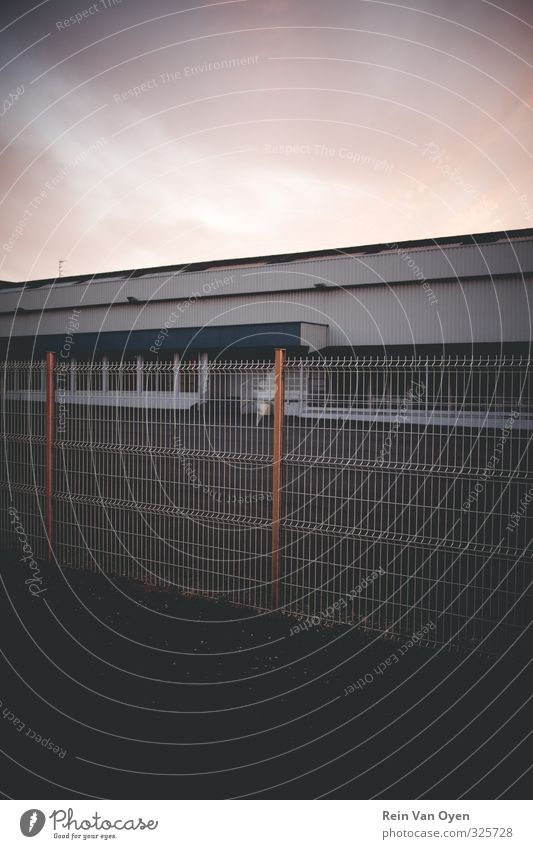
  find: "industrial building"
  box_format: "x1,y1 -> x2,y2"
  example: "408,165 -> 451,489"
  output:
1,227 -> 532,362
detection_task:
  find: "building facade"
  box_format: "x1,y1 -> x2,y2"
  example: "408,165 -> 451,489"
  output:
0,228 -> 531,362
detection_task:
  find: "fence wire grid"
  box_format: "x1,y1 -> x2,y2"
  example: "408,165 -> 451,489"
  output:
1,355 -> 531,654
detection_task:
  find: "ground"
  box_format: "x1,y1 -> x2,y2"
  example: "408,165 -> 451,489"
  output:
0,555 -> 530,800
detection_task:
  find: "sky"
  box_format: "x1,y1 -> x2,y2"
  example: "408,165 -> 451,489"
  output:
0,0 -> 532,282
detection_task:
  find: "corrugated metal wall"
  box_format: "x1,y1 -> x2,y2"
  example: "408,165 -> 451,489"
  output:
2,275 -> 532,346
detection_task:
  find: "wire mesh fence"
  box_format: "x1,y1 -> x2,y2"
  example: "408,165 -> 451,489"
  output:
1,355 -> 531,653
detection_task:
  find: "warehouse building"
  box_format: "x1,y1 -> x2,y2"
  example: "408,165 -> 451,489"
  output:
0,227 -> 532,362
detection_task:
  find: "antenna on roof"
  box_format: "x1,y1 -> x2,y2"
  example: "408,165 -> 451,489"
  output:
58,259 -> 65,278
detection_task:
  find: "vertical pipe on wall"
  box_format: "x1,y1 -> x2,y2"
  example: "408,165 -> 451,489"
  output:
45,351 -> 56,563
272,348 -> 286,609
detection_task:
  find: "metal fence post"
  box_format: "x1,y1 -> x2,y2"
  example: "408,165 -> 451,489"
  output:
272,348 -> 286,608
45,351 -> 56,563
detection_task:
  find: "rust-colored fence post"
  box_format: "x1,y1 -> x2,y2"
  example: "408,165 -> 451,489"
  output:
272,348 -> 286,609
45,351 -> 56,562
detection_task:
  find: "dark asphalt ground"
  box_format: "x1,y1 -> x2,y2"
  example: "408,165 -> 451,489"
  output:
0,554 -> 530,800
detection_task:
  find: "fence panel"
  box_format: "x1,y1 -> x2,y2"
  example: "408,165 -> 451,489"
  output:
0,361 -> 48,561
281,357 -> 532,652
51,360 -> 274,611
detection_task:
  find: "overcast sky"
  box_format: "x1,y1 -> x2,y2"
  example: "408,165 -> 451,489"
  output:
1,0 -> 532,281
